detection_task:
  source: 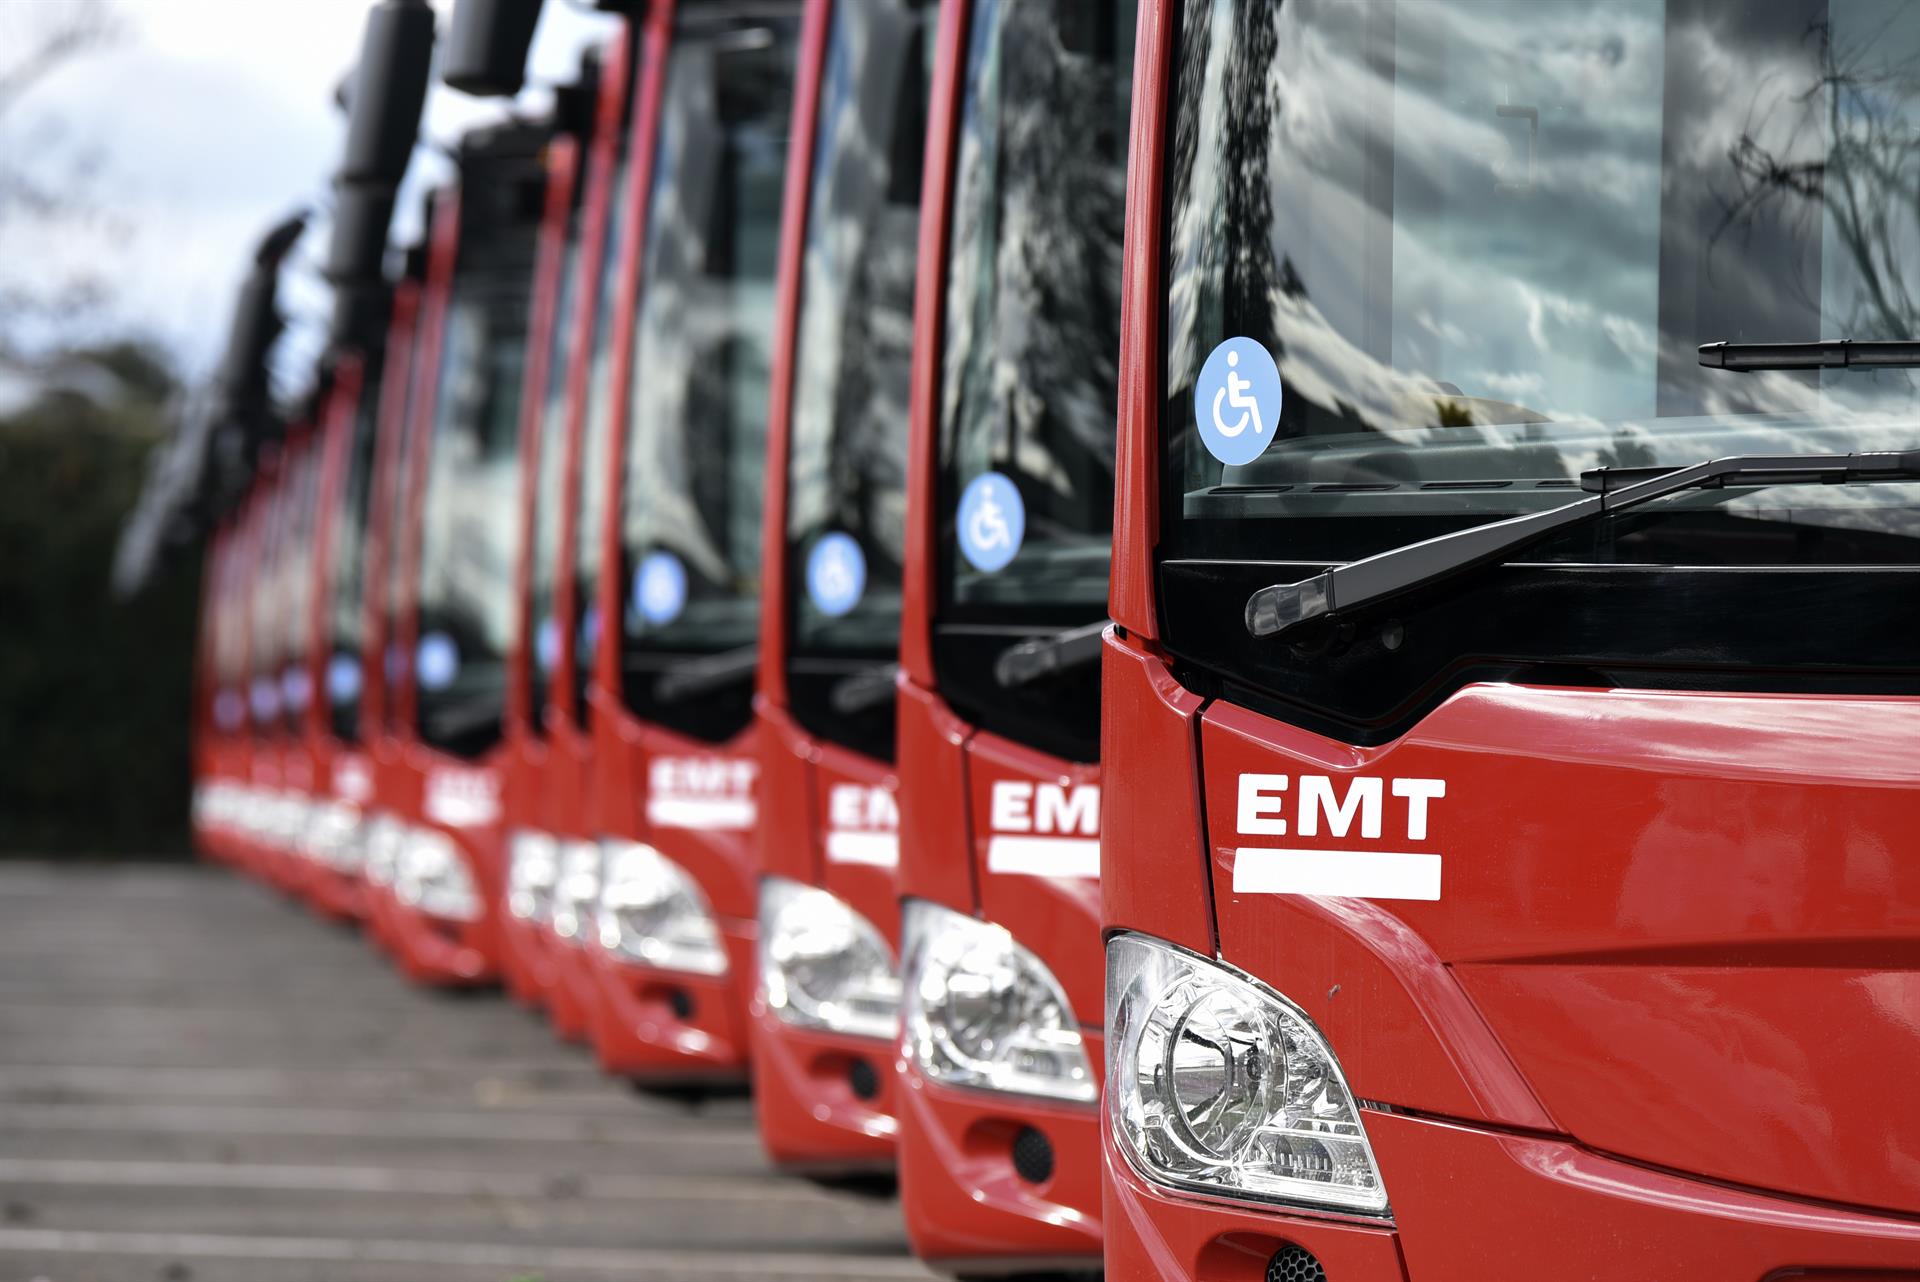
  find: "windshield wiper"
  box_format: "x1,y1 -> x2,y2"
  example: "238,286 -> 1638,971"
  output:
1699,339 -> 1920,372
1245,449 -> 1920,639
651,644 -> 759,704
994,620 -> 1108,688
830,662 -> 898,715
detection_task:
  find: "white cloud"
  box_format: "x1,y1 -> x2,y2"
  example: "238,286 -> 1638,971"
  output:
3,0 -> 616,388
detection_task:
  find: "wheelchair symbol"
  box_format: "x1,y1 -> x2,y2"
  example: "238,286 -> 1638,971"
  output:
957,472 -> 1025,573
1195,338 -> 1283,467
808,532 -> 866,617
1211,351 -> 1265,439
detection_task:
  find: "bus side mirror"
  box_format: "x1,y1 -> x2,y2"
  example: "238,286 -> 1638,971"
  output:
339,0 -> 436,186
442,0 -> 546,98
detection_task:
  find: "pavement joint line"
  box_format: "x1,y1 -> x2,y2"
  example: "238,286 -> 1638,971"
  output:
0,1229 -> 933,1276
0,1158 -> 839,1204
0,1104 -> 768,1146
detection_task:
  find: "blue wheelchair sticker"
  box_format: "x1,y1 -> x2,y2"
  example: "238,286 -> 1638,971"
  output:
957,471 -> 1026,573
633,551 -> 688,626
807,532 -> 866,618
1194,338 -> 1283,467
535,616 -> 560,672
326,653 -> 362,705
416,631 -> 460,691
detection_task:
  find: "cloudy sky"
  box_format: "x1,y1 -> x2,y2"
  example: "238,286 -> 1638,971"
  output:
2,0 -> 619,391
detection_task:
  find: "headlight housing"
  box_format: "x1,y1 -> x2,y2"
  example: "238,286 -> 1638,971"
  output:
550,840 -> 602,946
1107,933 -> 1389,1216
507,831 -> 559,923
902,900 -> 1095,1104
363,814 -> 402,886
304,801 -> 364,871
759,877 -> 899,1041
596,841 -> 727,976
394,828 -> 482,921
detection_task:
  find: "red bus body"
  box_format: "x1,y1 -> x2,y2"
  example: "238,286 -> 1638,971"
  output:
578,0 -> 776,1085
496,119 -> 589,1014
531,26 -> 638,1048
358,194 -> 498,987
1101,4 -> 1920,1279
748,0 -> 941,1174
892,0 -> 1127,1267
292,358 -> 374,925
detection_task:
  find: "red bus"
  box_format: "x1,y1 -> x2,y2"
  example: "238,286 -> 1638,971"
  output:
750,0 -> 934,1176
1102,2 -> 1920,1277
497,53 -> 598,1015
296,357 -> 380,922
893,0 -> 1133,1269
358,125 -> 550,987
578,0 -> 802,1083
526,24 -> 641,1044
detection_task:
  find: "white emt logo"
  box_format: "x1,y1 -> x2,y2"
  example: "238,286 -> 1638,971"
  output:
1232,773 -> 1446,901
986,781 -> 1100,880
648,758 -> 758,831
825,784 -> 898,867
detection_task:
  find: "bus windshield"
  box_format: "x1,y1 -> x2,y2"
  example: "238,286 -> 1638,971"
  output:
527,214 -> 584,735
618,12 -> 798,736
939,0 -> 1134,621
382,308 -> 423,734
248,470 -> 288,733
1164,0 -> 1920,570
413,278 -> 530,757
786,0 -> 933,659
279,435 -> 323,736
326,372 -> 381,743
571,111 -> 635,727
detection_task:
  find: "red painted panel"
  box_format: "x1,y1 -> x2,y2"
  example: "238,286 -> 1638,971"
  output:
1099,629 -> 1212,954
968,728 -> 1103,1026
894,675 -> 973,909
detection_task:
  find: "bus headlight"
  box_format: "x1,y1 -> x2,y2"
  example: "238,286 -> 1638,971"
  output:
306,801 -> 363,871
363,814 -> 402,886
550,839 -> 602,946
394,828 -> 481,922
506,830 -> 559,923
596,841 -> 726,976
759,877 -> 899,1041
1107,933 -> 1389,1216
902,900 -> 1095,1104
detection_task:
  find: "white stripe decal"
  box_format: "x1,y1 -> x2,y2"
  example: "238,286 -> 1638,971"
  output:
986,836 -> 1100,879
647,796 -> 757,830
825,831 -> 898,867
1232,848 -> 1442,901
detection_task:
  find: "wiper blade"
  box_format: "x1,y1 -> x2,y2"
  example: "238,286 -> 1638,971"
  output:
651,644 -> 759,704
830,662 -> 898,715
1699,339 -> 1920,372
994,620 -> 1109,688
1246,449 -> 1920,639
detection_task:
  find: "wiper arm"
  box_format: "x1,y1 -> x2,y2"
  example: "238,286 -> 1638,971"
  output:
1246,449 -> 1920,639
994,620 -> 1109,688
1699,339 -> 1920,372
651,644 -> 759,704
830,662 -> 898,715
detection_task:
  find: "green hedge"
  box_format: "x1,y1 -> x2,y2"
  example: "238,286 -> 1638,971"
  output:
0,352 -> 200,858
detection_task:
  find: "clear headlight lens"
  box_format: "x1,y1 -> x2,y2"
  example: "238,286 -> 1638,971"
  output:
272,793 -> 309,851
549,839 -> 602,946
507,830 -> 559,923
305,801 -> 364,871
394,828 -> 481,921
596,841 -> 727,976
1107,933 -> 1389,1216
759,876 -> 900,1042
363,814 -> 402,886
902,900 -> 1096,1104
